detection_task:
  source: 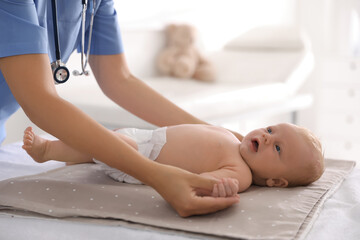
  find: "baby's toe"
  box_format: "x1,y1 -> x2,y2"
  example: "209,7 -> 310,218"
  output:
22,143 -> 31,151
24,127 -> 32,133
23,138 -> 33,146
24,133 -> 33,141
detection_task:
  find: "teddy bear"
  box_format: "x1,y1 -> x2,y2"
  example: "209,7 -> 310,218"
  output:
156,24 -> 216,82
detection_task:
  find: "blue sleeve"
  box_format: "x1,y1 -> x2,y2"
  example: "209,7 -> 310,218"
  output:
82,0 -> 124,55
0,0 -> 48,58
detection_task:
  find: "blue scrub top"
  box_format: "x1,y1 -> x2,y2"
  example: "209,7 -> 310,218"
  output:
0,0 -> 124,144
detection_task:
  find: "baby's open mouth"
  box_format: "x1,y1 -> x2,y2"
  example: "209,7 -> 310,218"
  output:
251,139 -> 259,152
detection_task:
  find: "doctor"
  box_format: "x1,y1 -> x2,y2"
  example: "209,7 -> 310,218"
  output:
0,0 -> 241,217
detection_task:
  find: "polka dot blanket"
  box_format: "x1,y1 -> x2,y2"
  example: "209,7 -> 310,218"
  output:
0,159 -> 355,240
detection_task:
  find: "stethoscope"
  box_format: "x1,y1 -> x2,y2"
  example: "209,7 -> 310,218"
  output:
50,0 -> 95,84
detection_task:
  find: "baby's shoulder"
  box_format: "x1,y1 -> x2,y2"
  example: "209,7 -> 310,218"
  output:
204,125 -> 240,142
235,164 -> 253,191
222,154 -> 252,191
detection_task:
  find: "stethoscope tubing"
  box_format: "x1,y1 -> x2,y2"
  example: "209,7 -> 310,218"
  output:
51,0 -> 61,61
77,0 -> 95,76
51,0 -> 95,83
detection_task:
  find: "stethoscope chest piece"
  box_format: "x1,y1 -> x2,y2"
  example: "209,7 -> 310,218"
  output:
51,60 -> 70,84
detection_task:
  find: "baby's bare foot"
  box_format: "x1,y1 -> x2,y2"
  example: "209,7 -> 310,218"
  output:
22,127 -> 49,163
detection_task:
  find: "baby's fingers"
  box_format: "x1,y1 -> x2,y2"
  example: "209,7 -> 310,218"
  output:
212,184 -> 219,197
217,182 -> 226,197
223,178 -> 233,196
212,179 -> 239,198
229,179 -> 239,195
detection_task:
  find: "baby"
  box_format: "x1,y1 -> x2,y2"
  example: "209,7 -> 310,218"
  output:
22,123 -> 324,197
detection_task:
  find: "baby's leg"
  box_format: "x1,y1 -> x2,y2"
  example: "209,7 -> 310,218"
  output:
23,127 -> 138,165
22,127 -> 93,164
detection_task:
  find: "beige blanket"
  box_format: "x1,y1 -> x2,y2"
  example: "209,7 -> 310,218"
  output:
0,159 -> 355,240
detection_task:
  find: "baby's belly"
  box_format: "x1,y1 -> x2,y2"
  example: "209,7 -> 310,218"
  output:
156,145 -> 222,173
156,127 -> 240,173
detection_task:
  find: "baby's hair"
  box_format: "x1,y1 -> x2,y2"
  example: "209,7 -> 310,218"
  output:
287,126 -> 324,187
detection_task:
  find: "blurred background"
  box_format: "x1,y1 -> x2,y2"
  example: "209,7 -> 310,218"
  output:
5,0 -> 360,163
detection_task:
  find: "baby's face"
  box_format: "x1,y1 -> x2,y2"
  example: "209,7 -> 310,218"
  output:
239,123 -> 312,182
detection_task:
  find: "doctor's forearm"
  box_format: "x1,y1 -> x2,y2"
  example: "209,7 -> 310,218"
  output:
90,54 -> 207,127
106,75 -> 207,127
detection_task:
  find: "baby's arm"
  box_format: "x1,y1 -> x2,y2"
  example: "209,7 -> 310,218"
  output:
200,168 -> 252,197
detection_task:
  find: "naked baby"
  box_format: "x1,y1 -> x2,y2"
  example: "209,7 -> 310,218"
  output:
23,123 -> 324,197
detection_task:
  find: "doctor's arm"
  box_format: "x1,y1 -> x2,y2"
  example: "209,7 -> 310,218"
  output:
89,54 -> 205,126
89,54 -> 244,140
0,53 -> 239,217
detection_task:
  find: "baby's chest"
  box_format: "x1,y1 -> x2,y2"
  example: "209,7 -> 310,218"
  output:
194,139 -> 239,163
200,134 -> 237,151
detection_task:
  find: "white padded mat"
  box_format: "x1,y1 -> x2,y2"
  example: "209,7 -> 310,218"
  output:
0,158 -> 355,240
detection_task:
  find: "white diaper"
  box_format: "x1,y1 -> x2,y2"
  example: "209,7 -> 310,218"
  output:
93,127 -> 167,184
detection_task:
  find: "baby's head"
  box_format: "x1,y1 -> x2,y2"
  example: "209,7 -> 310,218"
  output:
239,123 -> 324,187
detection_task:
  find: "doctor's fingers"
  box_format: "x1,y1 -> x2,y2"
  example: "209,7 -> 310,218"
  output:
189,173 -> 220,192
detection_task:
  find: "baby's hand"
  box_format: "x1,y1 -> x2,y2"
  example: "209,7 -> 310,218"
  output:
212,178 -> 239,197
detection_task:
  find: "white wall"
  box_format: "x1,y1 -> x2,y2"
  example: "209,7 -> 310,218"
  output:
115,0 -> 297,51
296,0 -> 360,162
296,0 -> 360,129
293,0 -> 329,131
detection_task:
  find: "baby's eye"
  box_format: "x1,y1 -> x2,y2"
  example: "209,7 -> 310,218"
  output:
267,127 -> 272,134
275,145 -> 281,153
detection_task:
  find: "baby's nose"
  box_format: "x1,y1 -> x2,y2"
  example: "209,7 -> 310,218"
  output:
262,133 -> 271,144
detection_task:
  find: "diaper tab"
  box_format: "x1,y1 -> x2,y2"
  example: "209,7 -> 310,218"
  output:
149,127 -> 167,160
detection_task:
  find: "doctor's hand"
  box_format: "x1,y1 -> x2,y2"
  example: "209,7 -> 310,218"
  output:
149,164 -> 240,217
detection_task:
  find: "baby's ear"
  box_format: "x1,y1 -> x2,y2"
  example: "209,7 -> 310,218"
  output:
266,178 -> 288,188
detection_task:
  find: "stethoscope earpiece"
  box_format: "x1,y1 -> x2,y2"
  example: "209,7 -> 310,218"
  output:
72,70 -> 80,76
72,70 -> 89,76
